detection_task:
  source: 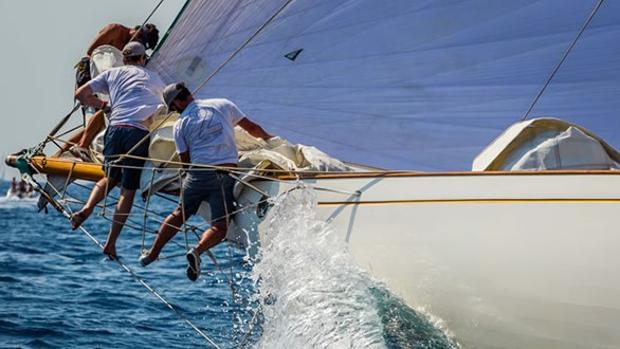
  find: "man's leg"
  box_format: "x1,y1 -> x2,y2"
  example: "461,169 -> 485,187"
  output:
145,209 -> 185,260
187,173 -> 235,280
55,110 -> 105,156
142,174 -> 204,266
194,222 -> 228,255
78,110 -> 105,148
71,176 -> 119,230
104,127 -> 148,259
185,222 -> 227,281
102,187 -> 136,259
56,130 -> 84,155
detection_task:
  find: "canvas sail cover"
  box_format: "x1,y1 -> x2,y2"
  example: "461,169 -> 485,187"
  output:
149,0 -> 620,171
472,118 -> 620,171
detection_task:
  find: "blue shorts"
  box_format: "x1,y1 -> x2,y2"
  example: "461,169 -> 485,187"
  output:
180,171 -> 236,224
103,126 -> 149,190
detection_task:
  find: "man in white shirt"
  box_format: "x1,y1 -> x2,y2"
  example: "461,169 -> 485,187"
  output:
71,42 -> 165,259
139,83 -> 273,281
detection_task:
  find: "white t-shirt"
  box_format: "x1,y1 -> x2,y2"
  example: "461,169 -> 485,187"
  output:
173,99 -> 247,165
88,65 -> 165,130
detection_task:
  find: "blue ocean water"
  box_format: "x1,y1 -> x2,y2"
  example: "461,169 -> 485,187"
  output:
0,179 -> 457,348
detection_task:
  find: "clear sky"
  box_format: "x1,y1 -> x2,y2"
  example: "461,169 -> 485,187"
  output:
0,0 -> 186,179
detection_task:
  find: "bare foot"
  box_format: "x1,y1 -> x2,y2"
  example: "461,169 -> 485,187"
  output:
70,209 -> 91,230
102,243 -> 117,260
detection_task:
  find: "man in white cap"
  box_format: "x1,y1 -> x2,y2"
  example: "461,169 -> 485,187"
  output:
139,83 -> 273,281
71,42 -> 165,259
61,23 -> 160,159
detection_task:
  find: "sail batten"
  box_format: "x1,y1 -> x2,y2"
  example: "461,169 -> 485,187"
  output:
150,0 -> 620,170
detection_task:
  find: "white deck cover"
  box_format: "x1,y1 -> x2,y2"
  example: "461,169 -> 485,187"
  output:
473,117 -> 620,171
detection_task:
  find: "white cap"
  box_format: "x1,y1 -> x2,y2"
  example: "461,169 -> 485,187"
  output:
122,41 -> 146,57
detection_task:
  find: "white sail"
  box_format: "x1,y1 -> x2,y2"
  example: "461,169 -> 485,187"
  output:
149,0 -> 620,170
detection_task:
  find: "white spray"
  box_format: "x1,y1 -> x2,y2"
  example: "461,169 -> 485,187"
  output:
252,187 -> 387,349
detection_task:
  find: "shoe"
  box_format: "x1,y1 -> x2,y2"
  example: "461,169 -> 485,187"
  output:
139,253 -> 154,267
186,248 -> 201,282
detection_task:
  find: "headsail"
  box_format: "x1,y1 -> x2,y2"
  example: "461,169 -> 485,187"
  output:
150,0 -> 620,170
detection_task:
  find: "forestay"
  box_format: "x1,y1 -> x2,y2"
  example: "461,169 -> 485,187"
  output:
149,0 -> 620,171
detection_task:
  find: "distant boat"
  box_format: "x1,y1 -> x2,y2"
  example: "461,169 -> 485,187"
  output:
5,180 -> 37,200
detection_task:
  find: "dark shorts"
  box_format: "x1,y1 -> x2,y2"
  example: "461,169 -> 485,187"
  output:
180,171 -> 236,224
103,126 -> 150,190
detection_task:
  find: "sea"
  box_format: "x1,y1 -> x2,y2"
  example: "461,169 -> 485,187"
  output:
0,179 -> 458,349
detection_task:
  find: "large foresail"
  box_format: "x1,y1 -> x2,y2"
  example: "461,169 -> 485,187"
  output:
149,0 -> 620,171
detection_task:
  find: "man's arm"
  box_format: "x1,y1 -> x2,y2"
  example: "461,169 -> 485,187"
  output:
237,118 -> 273,141
75,84 -> 107,110
86,24 -> 125,56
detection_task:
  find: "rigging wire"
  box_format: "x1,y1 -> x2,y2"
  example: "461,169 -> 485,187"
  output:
191,0 -> 296,95
521,0 -> 606,121
114,0 -> 297,165
23,164 -> 223,349
129,0 -> 166,42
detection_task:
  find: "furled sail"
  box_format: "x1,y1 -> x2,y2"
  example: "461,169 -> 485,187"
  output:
149,0 -> 620,171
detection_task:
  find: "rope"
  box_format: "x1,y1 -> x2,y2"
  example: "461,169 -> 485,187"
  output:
21,163 -> 222,348
191,0 -> 296,95
179,171 -> 190,252
129,0 -> 166,42
111,153 -> 388,175
521,0 -> 606,121
141,168 -> 157,253
63,182 -> 201,255
55,154 -> 363,202
46,104 -> 81,144
37,0 -> 168,166
112,0 -> 296,166
74,223 -> 223,349
70,181 -> 206,235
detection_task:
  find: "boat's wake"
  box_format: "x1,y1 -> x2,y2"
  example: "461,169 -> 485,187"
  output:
0,195 -> 38,208
250,187 -> 458,349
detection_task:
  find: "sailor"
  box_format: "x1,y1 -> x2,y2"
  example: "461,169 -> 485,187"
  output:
139,83 -> 273,281
10,177 -> 17,195
61,23 -> 160,159
71,42 -> 165,259
17,180 -> 27,199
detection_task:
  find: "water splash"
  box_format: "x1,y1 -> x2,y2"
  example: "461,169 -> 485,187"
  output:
252,188 -> 386,348
248,187 -> 459,349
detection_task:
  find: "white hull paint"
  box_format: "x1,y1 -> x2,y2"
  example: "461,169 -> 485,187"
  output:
234,171 -> 620,348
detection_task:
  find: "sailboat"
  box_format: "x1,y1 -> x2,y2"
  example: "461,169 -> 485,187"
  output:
6,0 -> 620,347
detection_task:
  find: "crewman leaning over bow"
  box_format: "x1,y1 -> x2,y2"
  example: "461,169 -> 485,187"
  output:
60,23 -> 160,160
71,42 -> 165,260
139,83 -> 273,281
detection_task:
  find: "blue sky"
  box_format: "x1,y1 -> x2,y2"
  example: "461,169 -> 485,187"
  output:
0,0 -> 186,179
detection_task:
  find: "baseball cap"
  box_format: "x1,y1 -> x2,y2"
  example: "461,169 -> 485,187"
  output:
162,82 -> 186,108
122,42 -> 146,57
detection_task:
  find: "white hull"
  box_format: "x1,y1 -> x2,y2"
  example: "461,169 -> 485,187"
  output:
235,171 -> 620,348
